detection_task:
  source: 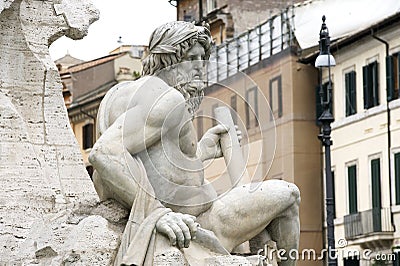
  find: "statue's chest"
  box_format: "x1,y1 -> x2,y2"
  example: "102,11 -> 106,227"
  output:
178,120 -> 197,156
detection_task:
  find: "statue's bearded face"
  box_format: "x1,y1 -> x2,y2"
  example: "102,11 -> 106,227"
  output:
159,42 -> 207,117
177,42 -> 206,117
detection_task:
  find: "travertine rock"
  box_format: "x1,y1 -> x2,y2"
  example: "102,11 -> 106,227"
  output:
0,0 -> 126,264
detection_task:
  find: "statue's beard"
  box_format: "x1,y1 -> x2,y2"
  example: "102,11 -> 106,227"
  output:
157,66 -> 205,118
176,81 -> 204,118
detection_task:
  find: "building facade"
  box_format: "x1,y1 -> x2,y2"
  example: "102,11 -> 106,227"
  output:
58,47 -> 145,175
303,12 -> 400,266
174,0 -> 303,44
194,7 -> 323,265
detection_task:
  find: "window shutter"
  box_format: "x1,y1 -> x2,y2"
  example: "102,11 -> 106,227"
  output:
278,78 -> 283,118
395,153 -> 400,205
348,165 -> 358,214
363,65 -> 369,109
372,61 -> 379,106
371,159 -> 381,209
398,54 -> 400,99
386,55 -> 394,101
345,72 -> 351,116
350,71 -> 357,115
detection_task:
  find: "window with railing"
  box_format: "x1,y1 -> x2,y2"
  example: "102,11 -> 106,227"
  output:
206,8 -> 294,84
344,208 -> 393,239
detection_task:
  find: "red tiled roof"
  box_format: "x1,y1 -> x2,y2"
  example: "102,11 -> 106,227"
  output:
60,52 -> 127,74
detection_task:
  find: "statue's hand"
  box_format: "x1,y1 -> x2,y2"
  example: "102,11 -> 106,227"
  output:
156,212 -> 199,249
198,125 -> 242,161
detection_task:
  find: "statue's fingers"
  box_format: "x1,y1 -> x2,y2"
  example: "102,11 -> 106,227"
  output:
237,130 -> 242,141
159,223 -> 176,246
185,214 -> 196,221
170,223 -> 185,249
209,124 -> 228,134
177,221 -> 191,248
182,216 -> 198,239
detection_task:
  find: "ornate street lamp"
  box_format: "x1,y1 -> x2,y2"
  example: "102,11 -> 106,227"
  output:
315,15 -> 337,266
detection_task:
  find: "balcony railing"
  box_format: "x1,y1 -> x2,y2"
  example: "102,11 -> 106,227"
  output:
207,7 -> 295,83
344,208 -> 393,240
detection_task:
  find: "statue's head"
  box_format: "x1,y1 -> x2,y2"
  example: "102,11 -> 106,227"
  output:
143,21 -> 213,117
142,21 -> 212,76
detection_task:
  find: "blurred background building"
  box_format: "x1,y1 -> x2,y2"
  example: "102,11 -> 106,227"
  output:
56,45 -> 146,175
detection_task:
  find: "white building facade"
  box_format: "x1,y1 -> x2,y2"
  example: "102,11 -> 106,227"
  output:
313,14 -> 400,266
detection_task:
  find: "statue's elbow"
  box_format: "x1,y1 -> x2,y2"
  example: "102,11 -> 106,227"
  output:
88,145 -> 101,167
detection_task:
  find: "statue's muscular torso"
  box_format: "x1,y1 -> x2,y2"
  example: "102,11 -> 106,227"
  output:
105,76 -> 217,216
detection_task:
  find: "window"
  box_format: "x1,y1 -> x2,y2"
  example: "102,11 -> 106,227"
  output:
343,257 -> 360,266
395,153 -> 400,205
371,158 -> 381,209
362,61 -> 379,109
183,10 -> 193,22
207,0 -> 217,13
82,123 -> 94,150
348,165 -> 358,214
269,76 -> 282,120
345,71 -> 357,116
371,158 -> 382,231
245,87 -> 258,129
230,95 -> 237,124
387,53 -> 400,101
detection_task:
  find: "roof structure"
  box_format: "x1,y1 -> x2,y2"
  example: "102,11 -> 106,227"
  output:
55,53 -> 85,69
293,0 -> 400,50
60,52 -> 127,75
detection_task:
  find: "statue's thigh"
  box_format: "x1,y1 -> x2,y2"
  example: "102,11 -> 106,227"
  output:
197,180 -> 299,250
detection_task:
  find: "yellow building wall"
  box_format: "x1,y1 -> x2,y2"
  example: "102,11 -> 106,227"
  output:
71,119 -> 94,166
198,51 -> 323,264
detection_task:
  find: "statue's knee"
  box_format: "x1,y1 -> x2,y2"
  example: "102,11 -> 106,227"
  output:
92,170 -> 108,201
288,183 -> 301,205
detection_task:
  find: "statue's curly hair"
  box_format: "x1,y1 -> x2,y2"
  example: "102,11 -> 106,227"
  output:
142,23 -> 212,76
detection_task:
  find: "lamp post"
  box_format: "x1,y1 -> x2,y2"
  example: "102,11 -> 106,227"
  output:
315,15 -> 337,266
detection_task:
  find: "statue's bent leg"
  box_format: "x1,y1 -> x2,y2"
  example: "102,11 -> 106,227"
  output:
196,179 -> 300,261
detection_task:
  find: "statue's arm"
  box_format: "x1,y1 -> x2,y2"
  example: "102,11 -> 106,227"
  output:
197,125 -> 242,162
89,86 -> 199,248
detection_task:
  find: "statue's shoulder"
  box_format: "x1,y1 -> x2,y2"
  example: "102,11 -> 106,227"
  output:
101,76 -> 184,128
135,75 -> 185,107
